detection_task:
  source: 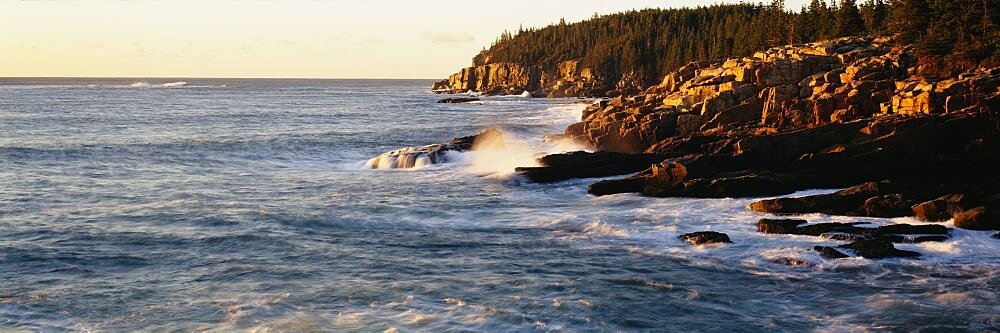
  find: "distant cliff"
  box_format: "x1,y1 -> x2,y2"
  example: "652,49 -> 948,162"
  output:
431,60 -> 639,97
434,2 -> 997,97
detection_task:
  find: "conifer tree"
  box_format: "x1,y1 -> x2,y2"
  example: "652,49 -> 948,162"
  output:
835,0 -> 868,37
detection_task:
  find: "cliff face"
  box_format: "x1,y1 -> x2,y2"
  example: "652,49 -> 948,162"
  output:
432,60 -> 642,97
513,36 -> 1000,236
568,37 -> 999,153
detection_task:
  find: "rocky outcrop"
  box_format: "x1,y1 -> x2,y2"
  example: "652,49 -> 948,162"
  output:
434,60 -> 641,97
365,128 -> 504,169
522,38 -> 1000,232
566,37 -> 999,155
679,231 -> 732,245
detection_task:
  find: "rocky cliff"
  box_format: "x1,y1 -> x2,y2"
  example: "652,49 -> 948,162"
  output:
432,60 -> 642,97
515,36 -> 1000,239
567,36 -> 998,154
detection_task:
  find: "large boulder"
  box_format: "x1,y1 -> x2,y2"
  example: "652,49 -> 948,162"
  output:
953,207 -> 1000,231
756,219 -> 807,234
911,194 -> 969,222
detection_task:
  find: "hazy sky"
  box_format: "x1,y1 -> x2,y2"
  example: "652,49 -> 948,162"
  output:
1,1 -> 811,79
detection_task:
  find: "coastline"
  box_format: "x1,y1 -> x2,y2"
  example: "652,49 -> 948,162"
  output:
429,36 -> 1000,260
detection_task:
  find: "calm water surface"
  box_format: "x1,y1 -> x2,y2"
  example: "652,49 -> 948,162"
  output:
1,79 -> 999,331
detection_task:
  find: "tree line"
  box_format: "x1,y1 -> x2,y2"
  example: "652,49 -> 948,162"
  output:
474,0 -> 998,85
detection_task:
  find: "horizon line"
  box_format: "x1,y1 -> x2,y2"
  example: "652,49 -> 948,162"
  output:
0,76 -> 441,80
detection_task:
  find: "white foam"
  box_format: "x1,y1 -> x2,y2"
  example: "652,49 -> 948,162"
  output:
128,81 -> 188,88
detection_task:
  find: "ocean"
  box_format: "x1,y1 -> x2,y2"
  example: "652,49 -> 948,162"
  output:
1,78 -> 999,331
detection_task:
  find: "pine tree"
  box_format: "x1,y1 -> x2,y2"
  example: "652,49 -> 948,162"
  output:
888,0 -> 930,44
835,0 -> 868,37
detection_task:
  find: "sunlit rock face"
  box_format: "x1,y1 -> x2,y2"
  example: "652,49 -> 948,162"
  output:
365,128 -> 504,169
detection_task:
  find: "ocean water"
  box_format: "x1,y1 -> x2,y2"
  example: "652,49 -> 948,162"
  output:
1,78 -> 999,331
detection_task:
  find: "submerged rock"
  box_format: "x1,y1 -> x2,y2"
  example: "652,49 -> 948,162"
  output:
365,128 -> 504,169
678,231 -> 732,245
813,246 -> 851,259
437,97 -> 481,103
836,239 -> 921,259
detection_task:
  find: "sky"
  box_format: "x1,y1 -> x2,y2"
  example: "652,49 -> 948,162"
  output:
0,0 -> 811,79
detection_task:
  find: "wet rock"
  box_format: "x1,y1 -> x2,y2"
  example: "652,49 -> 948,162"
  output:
874,223 -> 949,235
760,220 -> 950,244
993,233 -> 1000,240
771,257 -> 816,267
883,235 -> 949,243
953,206 -> 1000,231
820,232 -> 870,242
678,231 -> 732,245
517,151 -> 663,183
814,246 -> 851,259
586,161 -> 687,196
912,194 -> 968,222
365,128 -> 503,169
756,219 -> 807,234
587,178 -> 646,196
747,181 -> 887,216
863,194 -> 915,218
437,97 -> 481,103
837,238 -> 920,258
794,222 -> 867,236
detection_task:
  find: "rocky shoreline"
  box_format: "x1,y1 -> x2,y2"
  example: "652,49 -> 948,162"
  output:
432,36 -> 1000,259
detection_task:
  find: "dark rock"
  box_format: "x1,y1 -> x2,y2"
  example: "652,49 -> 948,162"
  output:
587,178 -> 646,196
795,222 -> 868,236
747,181 -> 888,216
862,194 -> 915,218
678,231 -> 733,245
820,232 -> 871,242
758,219 -> 951,244
953,206 -> 1000,231
661,171 -> 820,198
992,233 -> 1000,240
837,238 -> 921,258
814,246 -> 851,259
756,219 -> 807,234
874,223 -> 949,235
518,151 -> 663,183
437,97 -> 481,103
912,194 -> 969,222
